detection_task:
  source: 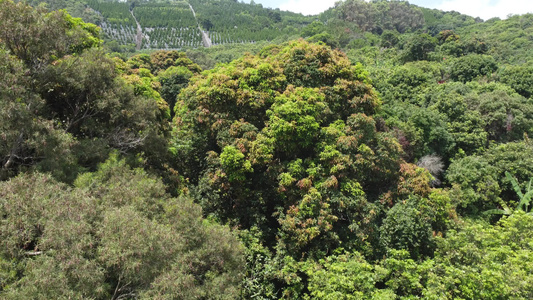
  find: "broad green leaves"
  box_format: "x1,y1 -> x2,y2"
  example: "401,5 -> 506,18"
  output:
484,172 -> 533,216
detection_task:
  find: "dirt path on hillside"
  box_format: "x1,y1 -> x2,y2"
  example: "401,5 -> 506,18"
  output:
130,9 -> 143,50
188,3 -> 212,48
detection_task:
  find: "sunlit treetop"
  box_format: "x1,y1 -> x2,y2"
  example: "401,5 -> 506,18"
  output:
171,40 -> 428,259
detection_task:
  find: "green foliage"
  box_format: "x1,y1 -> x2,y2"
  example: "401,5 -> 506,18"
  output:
447,141 -> 533,214
376,66 -> 532,163
424,213 -> 533,299
449,54 -> 498,83
401,33 -> 437,62
0,46 -> 61,180
266,87 -> 324,153
377,249 -> 434,298
299,212 -> 533,299
122,67 -> 171,120
239,228 -> 278,299
380,60 -> 442,104
85,0 -> 134,26
307,33 -> 340,49
457,14 -> 533,64
158,66 -> 195,112
302,21 -> 327,38
380,30 -> 399,48
379,196 -> 436,259
421,7 -> 479,36
78,0 -> 310,49
469,90 -> 533,142
305,252 -> 377,299
484,172 -> 533,216
0,154 -> 244,299
5,2 -> 533,298
170,40 -> 447,297
145,50 -> 203,113
337,0 -> 425,34
220,145 -> 253,182
0,0 -> 101,68
437,32 -> 488,57
499,63 -> 533,98
0,1 -> 167,182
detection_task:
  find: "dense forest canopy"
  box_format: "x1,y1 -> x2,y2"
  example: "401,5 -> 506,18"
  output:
2,0 -> 533,298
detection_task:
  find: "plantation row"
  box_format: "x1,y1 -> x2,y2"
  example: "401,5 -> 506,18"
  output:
85,0 -> 134,26
142,27 -> 203,49
98,23 -> 282,49
99,22 -> 137,45
135,6 -> 197,28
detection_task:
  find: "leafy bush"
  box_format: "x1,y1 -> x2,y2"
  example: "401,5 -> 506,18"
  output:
0,154 -> 245,298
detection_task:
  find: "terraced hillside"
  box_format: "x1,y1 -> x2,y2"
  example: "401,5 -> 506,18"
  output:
79,0 -> 310,50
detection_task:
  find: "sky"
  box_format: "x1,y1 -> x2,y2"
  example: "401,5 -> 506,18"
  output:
242,0 -> 533,21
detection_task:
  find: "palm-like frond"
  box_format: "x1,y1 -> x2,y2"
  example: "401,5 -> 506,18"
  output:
505,171 -> 524,199
485,172 -> 533,216
484,203 -> 512,216
519,189 -> 533,212
504,172 -> 533,212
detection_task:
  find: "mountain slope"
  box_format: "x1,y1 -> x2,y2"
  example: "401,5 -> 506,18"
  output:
27,0 -> 488,52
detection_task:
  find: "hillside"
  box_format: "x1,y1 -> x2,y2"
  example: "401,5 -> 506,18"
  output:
28,0 -> 311,50
28,0 -> 485,52
2,0 -> 533,299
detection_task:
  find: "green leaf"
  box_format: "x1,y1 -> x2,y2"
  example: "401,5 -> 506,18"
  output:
505,171 -> 524,200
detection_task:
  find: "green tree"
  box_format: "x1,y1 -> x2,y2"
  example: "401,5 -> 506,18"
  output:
0,153 -> 245,299
171,41 -> 439,296
449,54 -> 497,83
156,54 -> 202,114
402,33 -> 437,62
337,0 -> 424,34
0,0 -> 100,70
423,213 -> 533,299
301,21 -> 326,38
472,90 -> 533,142
484,172 -> 533,216
447,141 -> 533,214
499,63 -> 533,99
380,30 -> 399,48
304,252 -> 378,299
379,196 -> 436,259
0,47 -> 64,180
0,1 -> 167,182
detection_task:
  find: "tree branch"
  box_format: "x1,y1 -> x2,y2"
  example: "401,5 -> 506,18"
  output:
3,132 -> 24,170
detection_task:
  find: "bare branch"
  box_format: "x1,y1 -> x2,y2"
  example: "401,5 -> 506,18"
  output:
3,132 -> 24,170
108,128 -> 147,153
417,154 -> 444,187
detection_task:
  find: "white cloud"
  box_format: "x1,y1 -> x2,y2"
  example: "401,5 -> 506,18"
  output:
279,0 -> 337,15
437,0 -> 533,20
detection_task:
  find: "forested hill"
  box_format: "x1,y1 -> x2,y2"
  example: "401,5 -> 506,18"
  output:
26,0 -> 482,51
3,0 -> 533,298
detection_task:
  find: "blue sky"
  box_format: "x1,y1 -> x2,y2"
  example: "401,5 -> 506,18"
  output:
242,0 -> 533,20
